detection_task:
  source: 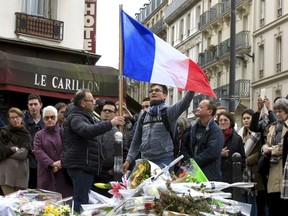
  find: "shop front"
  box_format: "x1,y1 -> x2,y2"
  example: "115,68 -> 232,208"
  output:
0,51 -> 140,123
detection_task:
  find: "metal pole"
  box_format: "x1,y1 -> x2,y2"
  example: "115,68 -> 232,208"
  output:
114,131 -> 123,181
232,152 -> 242,201
229,0 -> 236,114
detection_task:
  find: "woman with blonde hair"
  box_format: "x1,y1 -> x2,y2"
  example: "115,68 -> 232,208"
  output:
0,107 -> 31,195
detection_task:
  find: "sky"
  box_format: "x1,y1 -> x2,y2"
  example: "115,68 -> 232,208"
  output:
96,0 -> 149,68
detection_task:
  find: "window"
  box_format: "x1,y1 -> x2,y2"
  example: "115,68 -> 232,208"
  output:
171,26 -> 175,46
169,89 -> 173,105
186,13 -> 191,36
22,0 -> 51,18
179,19 -> 184,41
259,45 -> 264,78
178,91 -> 182,101
276,36 -> 282,73
277,0 -> 282,17
260,0 -> 265,27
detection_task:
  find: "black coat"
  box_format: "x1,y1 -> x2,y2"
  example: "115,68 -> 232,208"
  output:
221,130 -> 246,184
61,104 -> 113,174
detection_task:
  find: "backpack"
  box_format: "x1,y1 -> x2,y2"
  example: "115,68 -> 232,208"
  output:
139,107 -> 178,156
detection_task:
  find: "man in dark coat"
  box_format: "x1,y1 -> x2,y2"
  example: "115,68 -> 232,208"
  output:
92,101 -> 118,197
181,99 -> 224,181
23,94 -> 45,189
61,89 -> 125,213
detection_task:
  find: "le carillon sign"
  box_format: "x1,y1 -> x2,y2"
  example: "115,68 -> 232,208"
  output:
0,51 -> 121,98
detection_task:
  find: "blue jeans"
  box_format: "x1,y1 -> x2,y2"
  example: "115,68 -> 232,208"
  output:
67,168 -> 94,213
150,156 -> 174,171
242,194 -> 257,216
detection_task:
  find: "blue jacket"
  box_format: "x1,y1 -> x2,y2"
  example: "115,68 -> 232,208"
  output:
126,91 -> 194,163
182,118 -> 224,181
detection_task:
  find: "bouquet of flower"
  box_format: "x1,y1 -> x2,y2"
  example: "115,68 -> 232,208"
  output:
41,204 -> 70,216
128,159 -> 151,189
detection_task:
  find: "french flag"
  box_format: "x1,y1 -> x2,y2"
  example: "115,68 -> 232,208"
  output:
121,10 -> 216,98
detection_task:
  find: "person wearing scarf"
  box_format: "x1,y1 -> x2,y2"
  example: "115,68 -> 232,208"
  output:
262,98 -> 288,216
0,107 -> 31,195
122,84 -> 194,172
34,106 -> 73,198
218,111 -> 245,191
238,109 -> 266,216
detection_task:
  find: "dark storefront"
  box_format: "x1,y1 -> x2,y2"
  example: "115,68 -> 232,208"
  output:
0,51 -> 140,123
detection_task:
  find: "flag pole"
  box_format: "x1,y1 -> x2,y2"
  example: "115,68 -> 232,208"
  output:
113,4 -> 124,182
118,4 -> 124,133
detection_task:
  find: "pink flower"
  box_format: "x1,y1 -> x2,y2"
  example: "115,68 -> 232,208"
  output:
108,181 -> 127,199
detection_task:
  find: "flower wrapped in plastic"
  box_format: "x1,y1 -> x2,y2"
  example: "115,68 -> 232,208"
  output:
174,159 -> 208,183
127,159 -> 151,189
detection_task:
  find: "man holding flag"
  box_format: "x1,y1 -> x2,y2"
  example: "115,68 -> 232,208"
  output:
120,10 -> 216,172
122,84 -> 195,172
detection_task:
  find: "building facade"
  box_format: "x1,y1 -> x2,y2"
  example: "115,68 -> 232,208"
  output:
132,0 -> 288,125
0,0 -> 142,121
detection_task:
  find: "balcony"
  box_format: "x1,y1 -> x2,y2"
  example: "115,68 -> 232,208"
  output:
198,30 -> 251,67
165,0 -> 199,24
193,79 -> 250,109
222,0 -> 230,13
15,12 -> 64,41
209,3 -> 222,23
198,11 -> 210,30
199,0 -> 251,31
150,17 -> 166,34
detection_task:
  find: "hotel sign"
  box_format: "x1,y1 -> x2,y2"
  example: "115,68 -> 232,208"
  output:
84,0 -> 97,53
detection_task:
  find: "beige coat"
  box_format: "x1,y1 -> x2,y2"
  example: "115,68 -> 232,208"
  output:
264,119 -> 288,193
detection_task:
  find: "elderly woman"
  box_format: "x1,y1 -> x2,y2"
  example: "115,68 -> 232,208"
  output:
262,98 -> 288,215
34,105 -> 72,198
218,111 -> 245,186
0,107 -> 31,195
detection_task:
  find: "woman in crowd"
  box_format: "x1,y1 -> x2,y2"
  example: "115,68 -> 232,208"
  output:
238,109 -> 265,216
34,105 -> 72,198
0,107 -> 31,195
262,98 -> 288,215
218,111 -> 245,188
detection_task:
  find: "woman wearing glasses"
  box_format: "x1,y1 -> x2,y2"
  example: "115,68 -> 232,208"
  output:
34,105 -> 72,198
0,107 -> 31,195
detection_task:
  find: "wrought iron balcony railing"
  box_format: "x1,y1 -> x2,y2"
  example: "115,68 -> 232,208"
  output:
193,79 -> 250,109
209,3 -> 222,22
198,11 -> 210,29
15,12 -> 64,41
165,0 -> 199,24
150,17 -> 165,34
198,30 -> 251,67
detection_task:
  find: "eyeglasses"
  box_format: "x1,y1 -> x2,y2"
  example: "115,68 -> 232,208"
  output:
9,116 -> 21,120
44,115 -> 56,121
142,105 -> 150,109
84,99 -> 95,103
149,88 -> 163,94
101,109 -> 115,113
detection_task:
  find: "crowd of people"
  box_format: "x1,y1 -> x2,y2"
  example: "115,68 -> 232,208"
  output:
1,85 -> 288,215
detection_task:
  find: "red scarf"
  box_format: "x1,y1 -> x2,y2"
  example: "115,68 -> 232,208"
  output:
222,127 -> 233,142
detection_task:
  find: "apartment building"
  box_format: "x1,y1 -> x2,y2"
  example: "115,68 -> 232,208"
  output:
0,0 -> 139,120
252,0 -> 288,105
134,0 -> 288,123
